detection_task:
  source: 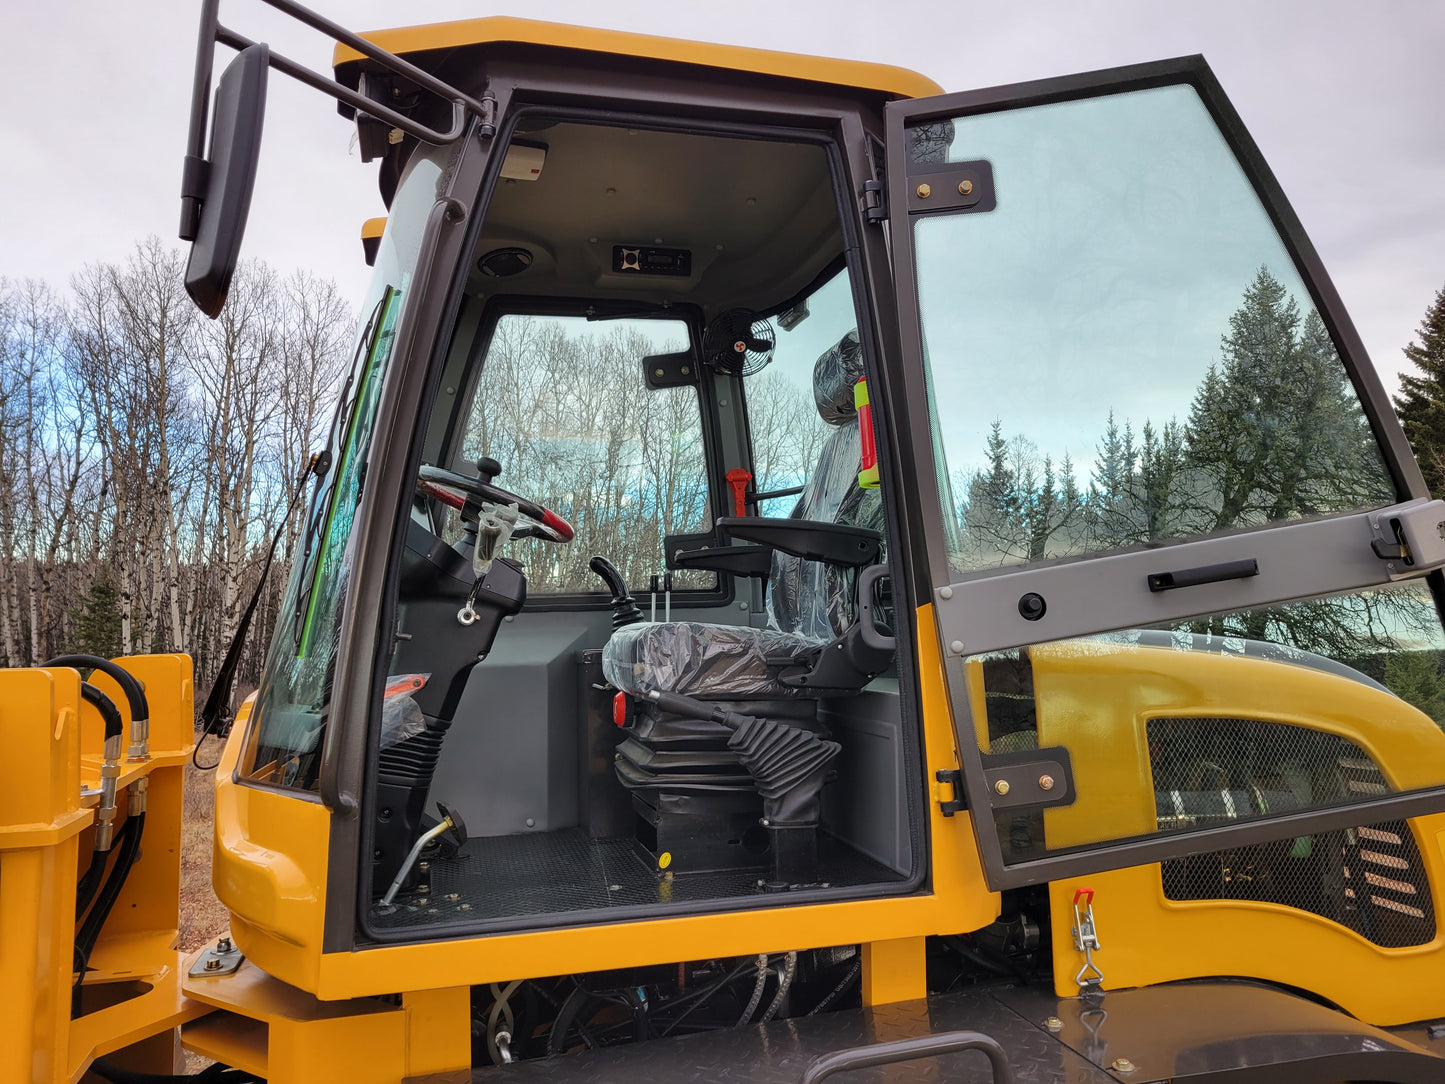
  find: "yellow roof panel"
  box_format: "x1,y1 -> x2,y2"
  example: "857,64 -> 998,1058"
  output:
333,16 -> 943,100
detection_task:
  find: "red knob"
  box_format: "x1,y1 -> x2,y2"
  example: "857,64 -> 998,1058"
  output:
612,691 -> 629,728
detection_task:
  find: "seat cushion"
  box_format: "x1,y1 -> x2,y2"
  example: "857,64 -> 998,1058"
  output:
602,621 -> 821,699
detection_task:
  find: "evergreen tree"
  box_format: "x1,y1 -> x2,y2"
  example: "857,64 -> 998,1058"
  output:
68,573 -> 124,660
1394,285 -> 1445,494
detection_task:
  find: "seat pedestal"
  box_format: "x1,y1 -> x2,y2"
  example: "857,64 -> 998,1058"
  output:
615,698 -> 825,879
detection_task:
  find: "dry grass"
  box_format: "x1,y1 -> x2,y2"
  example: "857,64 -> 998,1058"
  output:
179,734 -> 230,952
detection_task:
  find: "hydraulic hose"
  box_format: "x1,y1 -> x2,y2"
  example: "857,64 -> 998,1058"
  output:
737,954 -> 770,1026
45,654 -> 150,760
79,682 -> 124,855
759,951 -> 797,1024
73,811 -> 144,1016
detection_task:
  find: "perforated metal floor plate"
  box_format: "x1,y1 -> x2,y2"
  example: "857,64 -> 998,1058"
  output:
371,828 -> 907,931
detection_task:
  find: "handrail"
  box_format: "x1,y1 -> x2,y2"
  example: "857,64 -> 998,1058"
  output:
799,1030 -> 1014,1084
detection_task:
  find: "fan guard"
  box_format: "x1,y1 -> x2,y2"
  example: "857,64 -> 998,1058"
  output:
703,309 -> 775,377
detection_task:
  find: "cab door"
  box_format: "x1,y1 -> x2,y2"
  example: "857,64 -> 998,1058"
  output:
885,57 -> 1445,889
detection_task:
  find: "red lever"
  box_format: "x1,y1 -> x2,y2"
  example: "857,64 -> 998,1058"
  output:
612,691 -> 629,728
726,468 -> 752,518
1073,887 -> 1095,906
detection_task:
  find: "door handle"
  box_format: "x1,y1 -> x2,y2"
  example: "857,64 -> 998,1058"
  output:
1147,558 -> 1258,593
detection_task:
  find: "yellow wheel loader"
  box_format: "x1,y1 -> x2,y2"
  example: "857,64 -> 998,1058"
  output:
8,0 -> 1445,1080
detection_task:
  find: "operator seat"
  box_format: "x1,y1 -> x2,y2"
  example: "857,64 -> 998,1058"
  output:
603,330 -> 884,700
600,331 -> 892,883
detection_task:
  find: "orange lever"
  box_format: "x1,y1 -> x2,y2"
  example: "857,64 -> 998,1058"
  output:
726,468 -> 752,518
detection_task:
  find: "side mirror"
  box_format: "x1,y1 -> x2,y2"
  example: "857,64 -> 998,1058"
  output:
184,43 -> 269,318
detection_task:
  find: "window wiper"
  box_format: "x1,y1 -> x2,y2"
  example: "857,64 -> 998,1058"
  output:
289,294 -> 384,648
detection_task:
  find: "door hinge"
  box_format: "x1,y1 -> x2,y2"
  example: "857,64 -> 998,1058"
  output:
936,768 -> 964,816
861,178 -> 886,224
477,93 -> 498,139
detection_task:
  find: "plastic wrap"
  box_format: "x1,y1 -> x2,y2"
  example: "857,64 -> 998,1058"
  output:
603,621 -> 820,699
765,329 -> 885,640
811,330 -> 866,425
380,673 -> 430,749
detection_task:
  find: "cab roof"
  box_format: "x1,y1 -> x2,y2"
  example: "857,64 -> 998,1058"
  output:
332,16 -> 944,100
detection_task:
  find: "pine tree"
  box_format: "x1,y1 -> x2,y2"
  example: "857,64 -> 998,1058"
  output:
68,573 -> 124,660
1394,285 -> 1445,494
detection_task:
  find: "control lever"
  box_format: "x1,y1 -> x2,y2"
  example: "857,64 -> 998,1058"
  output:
378,801 -> 468,909
590,556 -> 644,629
458,504 -> 517,626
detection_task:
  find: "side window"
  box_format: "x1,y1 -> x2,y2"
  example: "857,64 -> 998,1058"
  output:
458,314 -> 712,593
748,271 -> 852,517
912,85 -> 1396,576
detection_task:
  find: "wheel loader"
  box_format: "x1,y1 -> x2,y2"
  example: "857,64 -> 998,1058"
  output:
8,0 -> 1445,1080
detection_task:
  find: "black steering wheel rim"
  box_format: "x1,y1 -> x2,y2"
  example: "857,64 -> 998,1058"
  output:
417,464 -> 575,542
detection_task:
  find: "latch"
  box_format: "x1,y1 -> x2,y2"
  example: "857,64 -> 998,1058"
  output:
935,768 -> 965,816
1369,500 -> 1445,579
1071,888 -> 1104,990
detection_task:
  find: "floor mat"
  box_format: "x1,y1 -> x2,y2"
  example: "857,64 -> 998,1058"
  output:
371,828 -> 906,931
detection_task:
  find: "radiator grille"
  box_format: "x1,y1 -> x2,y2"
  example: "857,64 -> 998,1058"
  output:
1152,717 -> 1435,948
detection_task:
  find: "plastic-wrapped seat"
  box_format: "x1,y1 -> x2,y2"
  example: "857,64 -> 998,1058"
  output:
600,332 -> 892,881
603,330 -> 886,701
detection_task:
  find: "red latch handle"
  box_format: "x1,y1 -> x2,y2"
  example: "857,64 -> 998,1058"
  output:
726,468 -> 752,518
1073,887 -> 1094,906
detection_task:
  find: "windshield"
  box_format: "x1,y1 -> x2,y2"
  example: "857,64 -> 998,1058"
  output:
241,147 -> 446,790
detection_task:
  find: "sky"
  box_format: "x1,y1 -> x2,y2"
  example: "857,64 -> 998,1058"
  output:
5,0 -> 1443,398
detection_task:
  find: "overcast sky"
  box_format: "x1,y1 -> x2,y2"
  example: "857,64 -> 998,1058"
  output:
6,1 -> 1442,392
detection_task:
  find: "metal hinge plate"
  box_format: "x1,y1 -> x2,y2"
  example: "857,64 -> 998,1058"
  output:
981,747 -> 1075,811
861,179 -> 886,224
189,936 -> 244,978
936,768 -> 965,816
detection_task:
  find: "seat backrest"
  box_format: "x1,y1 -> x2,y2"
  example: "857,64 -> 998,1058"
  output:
766,331 -> 883,640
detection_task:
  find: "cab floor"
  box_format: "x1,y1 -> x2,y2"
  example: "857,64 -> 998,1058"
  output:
370,828 -> 906,930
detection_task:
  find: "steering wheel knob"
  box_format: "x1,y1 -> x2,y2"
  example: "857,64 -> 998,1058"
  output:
477,456 -> 502,483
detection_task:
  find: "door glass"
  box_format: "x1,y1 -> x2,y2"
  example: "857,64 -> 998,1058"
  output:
910,85 -> 1396,577
905,82 -> 1445,886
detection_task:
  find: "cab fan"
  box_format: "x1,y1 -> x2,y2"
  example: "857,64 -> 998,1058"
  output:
703,309 -> 775,376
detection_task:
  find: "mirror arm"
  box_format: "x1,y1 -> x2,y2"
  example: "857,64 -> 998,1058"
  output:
214,23 -> 475,147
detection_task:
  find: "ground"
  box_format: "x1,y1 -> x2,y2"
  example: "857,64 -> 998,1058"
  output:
179,734 -> 230,952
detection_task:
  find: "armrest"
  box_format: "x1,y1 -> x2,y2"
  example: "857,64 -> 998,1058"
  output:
668,545 -> 774,578
717,517 -> 881,567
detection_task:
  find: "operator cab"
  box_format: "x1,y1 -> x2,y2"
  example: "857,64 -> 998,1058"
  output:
244,87 -> 926,934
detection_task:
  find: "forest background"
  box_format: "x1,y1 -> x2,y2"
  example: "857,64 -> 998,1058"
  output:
1,238 -> 1444,721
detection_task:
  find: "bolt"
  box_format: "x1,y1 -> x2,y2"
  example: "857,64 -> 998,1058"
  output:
459,903 -> 472,911
1044,1016 -> 1063,1031
994,779 -> 1011,796
958,179 -> 974,195
416,898 -> 429,906
204,957 -> 222,971
916,183 -> 932,199
949,640 -> 965,654
1112,1059 -> 1136,1074
446,893 -> 459,901
419,861 -> 430,871
217,937 -> 232,953
1039,775 -> 1055,791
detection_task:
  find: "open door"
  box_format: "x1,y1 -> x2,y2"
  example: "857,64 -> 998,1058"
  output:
886,57 -> 1445,889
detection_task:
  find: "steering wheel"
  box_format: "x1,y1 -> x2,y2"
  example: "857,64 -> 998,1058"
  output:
416,458 -> 575,543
